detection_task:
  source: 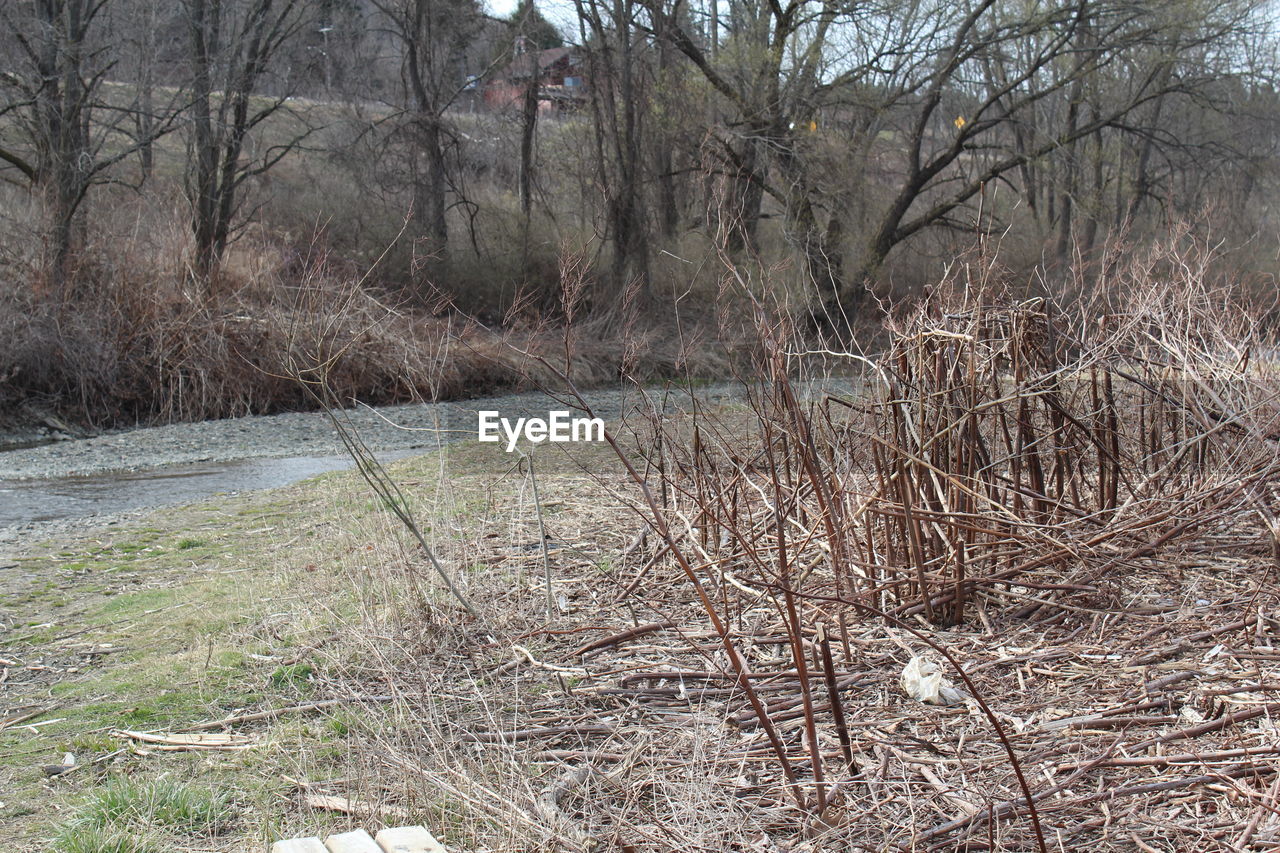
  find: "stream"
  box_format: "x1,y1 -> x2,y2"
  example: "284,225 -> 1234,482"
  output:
0,381 -> 763,531
0,451 -> 416,529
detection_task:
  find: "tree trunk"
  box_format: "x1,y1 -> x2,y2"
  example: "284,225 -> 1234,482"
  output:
414,117 -> 449,268
519,75 -> 537,218
1131,85 -> 1170,219
780,150 -> 844,306
188,0 -> 221,280
136,2 -> 157,181
1055,16 -> 1092,265
723,138 -> 762,252
34,0 -> 93,287
652,26 -> 679,238
604,0 -> 650,296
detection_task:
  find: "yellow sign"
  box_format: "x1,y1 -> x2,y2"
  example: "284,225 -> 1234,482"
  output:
954,116 -> 966,129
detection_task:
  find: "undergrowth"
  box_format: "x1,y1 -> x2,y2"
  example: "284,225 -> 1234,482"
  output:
0,205 -> 731,428
299,233 -> 1280,852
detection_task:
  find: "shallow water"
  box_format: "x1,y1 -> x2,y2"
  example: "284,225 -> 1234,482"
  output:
0,451 -> 414,528
0,437 -> 61,453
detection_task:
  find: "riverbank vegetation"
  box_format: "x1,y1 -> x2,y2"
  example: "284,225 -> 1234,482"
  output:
6,237 -> 1280,850
3,0 -> 1280,425
5,2 -> 1280,850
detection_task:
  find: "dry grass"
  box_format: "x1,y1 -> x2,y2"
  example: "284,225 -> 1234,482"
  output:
0,192 -> 730,427
280,423 -> 1280,852
269,238 -> 1280,852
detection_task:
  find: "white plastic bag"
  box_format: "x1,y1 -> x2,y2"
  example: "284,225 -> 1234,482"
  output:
901,656 -> 966,706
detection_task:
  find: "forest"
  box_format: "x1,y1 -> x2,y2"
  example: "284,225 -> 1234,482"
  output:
1,0 -> 1277,423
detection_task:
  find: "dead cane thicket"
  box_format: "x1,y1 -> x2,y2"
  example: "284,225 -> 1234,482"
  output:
589,253 -> 1280,840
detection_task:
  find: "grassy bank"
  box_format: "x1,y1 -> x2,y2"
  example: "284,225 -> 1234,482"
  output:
0,435 -> 627,852
5,337 -> 1280,851
1,480 -> 349,850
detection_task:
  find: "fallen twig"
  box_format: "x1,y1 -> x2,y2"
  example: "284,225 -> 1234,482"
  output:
459,724 -> 613,744
304,793 -> 413,821
1058,744 -> 1280,771
114,730 -> 257,751
185,695 -> 394,731
1129,702 -> 1279,750
569,621 -> 675,658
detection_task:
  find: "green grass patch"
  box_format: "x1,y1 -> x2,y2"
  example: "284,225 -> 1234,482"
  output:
0,436 -> 624,850
99,589 -> 171,616
53,825 -> 160,853
269,662 -> 315,690
74,777 -> 231,833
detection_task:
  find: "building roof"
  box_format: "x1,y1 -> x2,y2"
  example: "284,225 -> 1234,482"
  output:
502,46 -> 579,81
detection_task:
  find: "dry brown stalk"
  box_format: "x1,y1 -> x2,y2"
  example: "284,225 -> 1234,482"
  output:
569,621 -> 676,658
320,240 -> 1280,851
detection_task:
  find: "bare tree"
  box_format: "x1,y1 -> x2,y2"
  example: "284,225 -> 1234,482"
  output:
647,0 -> 1276,321
496,2 -> 564,223
370,0 -> 484,275
183,0 -> 312,281
575,0 -> 655,297
0,0 -> 175,287
109,0 -> 169,181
